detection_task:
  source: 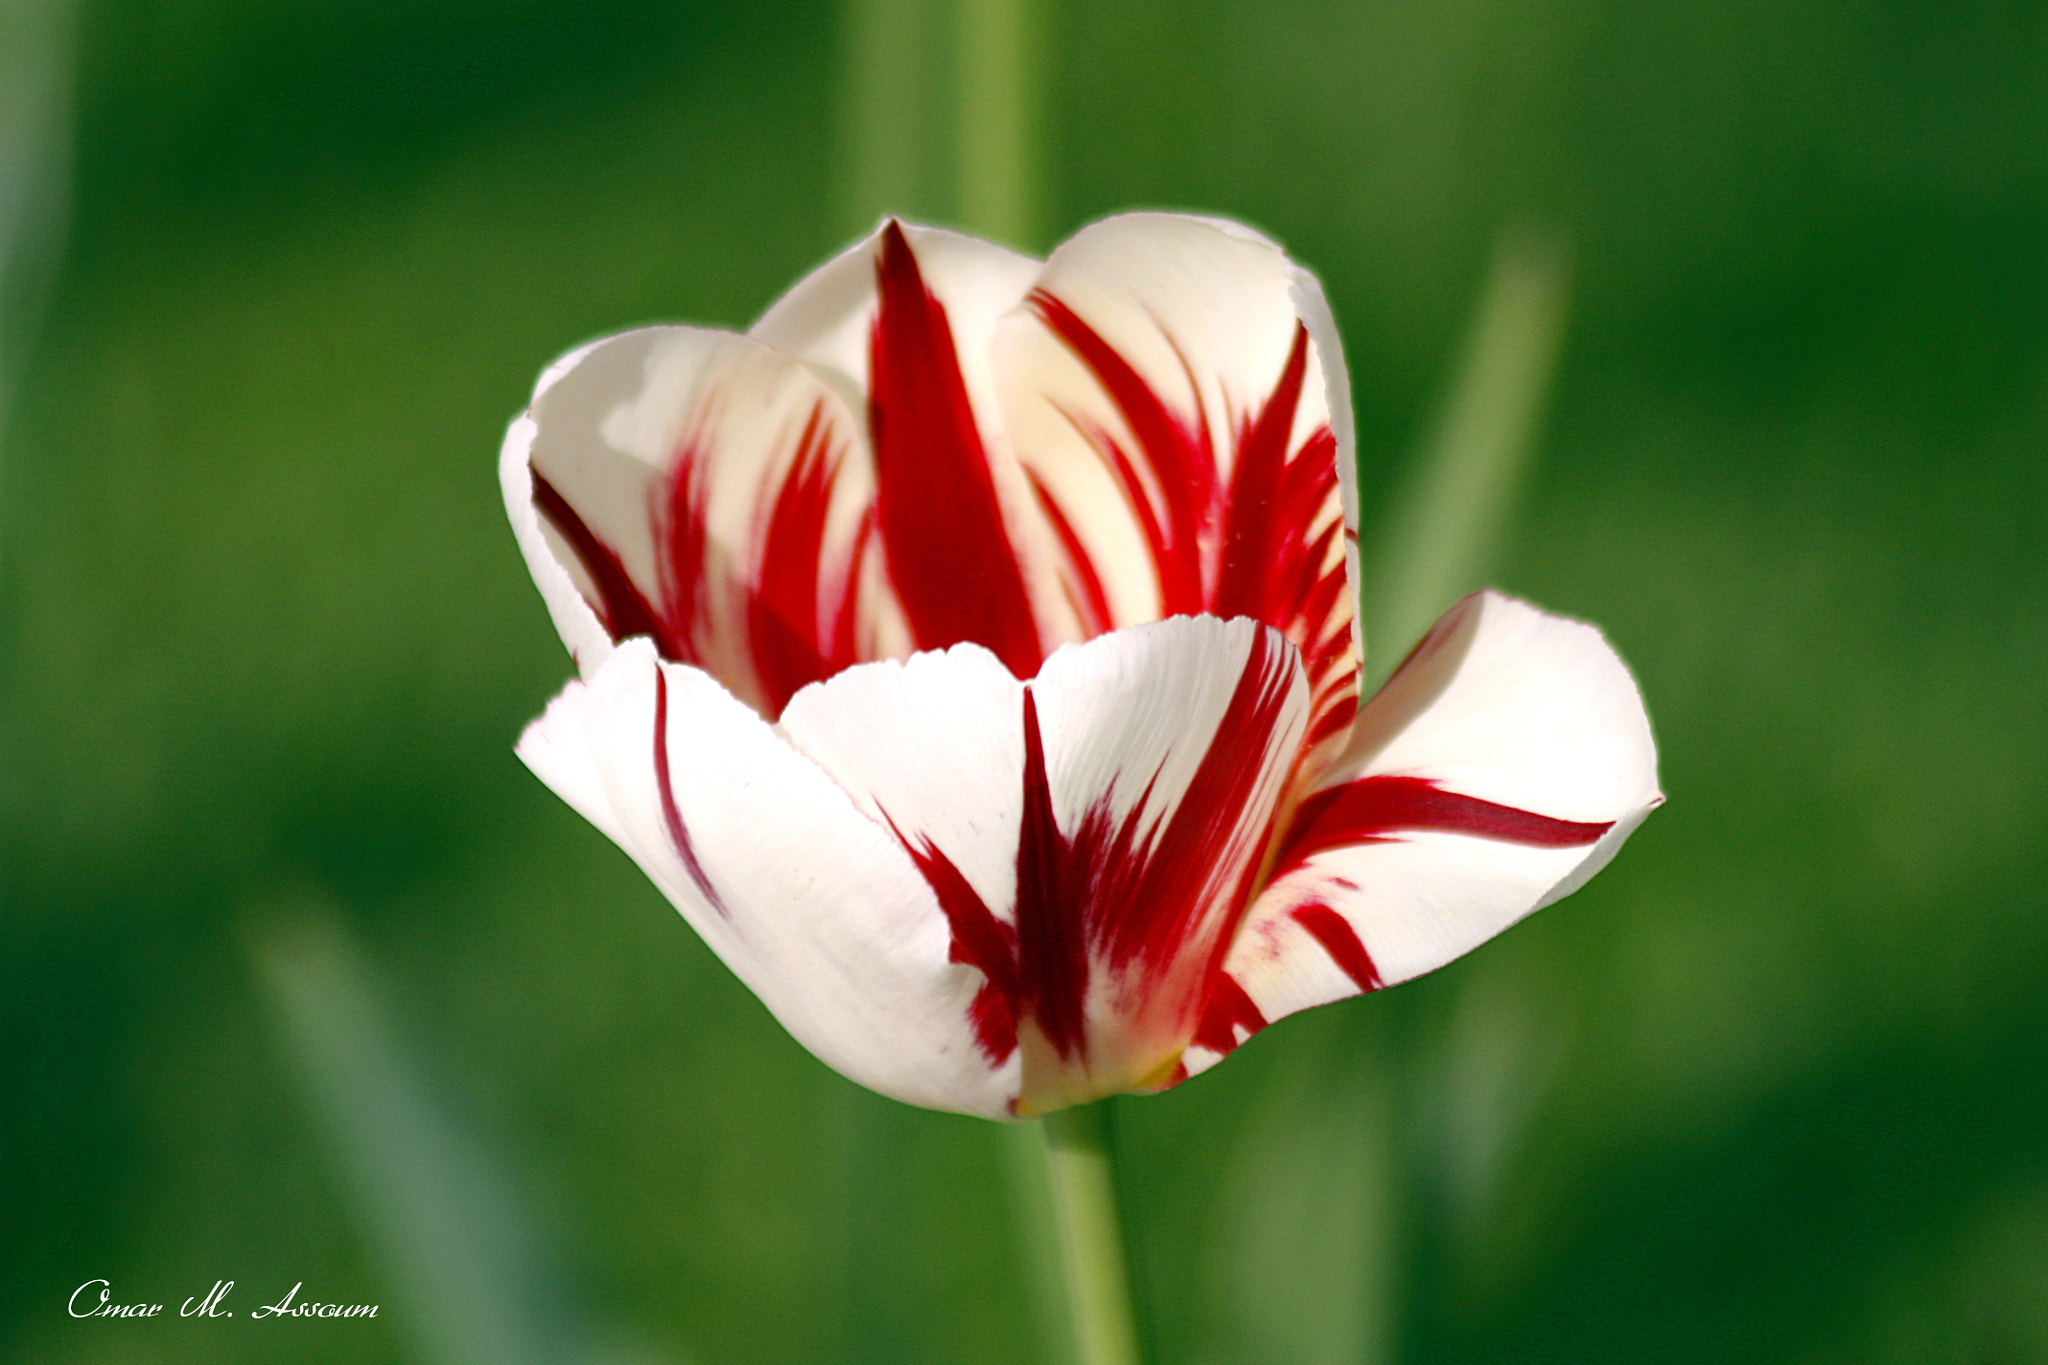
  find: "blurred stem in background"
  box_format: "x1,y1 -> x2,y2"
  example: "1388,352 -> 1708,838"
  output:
955,0 -> 1043,251
835,0 -> 947,238
835,0 -> 1043,250
1364,229 -> 1573,686
248,894 -> 627,1365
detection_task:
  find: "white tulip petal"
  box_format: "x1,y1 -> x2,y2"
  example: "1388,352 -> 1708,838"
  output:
1187,592 -> 1662,1076
501,337 -> 620,677
516,639 -> 1019,1117
778,642 -> 1026,933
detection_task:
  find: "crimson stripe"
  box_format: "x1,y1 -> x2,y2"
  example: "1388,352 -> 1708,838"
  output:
1030,288 -> 1210,614
1013,628 -> 1302,1068
1089,628 -> 1300,977
906,635 -> 1303,1073
1014,688 -> 1092,1060
1029,294 -> 1356,756
652,669 -> 729,918
1192,972 -> 1267,1056
868,221 -> 1043,676
1275,774 -> 1613,881
747,403 -> 857,712
886,818 -> 1020,1065
532,470 -> 681,658
1290,902 -> 1382,992
1214,325 -> 1312,621
1026,467 -> 1115,637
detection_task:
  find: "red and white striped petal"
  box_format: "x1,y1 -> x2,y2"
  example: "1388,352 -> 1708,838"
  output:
515,638 -> 1020,1117
502,325 -> 899,713
1021,615 -> 1310,1112
771,615 -> 1309,1115
989,214 -> 1360,766
753,221 -> 1076,670
1186,592 -> 1662,1076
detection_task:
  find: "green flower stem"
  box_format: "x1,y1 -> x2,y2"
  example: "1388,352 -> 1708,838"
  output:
1042,1103 -> 1145,1365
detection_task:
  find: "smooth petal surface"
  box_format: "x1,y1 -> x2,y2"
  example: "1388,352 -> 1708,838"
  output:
775,615 -> 1308,1114
1188,592 -> 1662,1075
516,638 -> 1017,1117
503,325 -> 898,712
990,214 -> 1360,769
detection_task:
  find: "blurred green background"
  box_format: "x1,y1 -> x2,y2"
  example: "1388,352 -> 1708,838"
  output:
4,0 -> 2045,1362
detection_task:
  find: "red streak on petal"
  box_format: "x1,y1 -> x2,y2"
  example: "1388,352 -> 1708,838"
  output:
1007,629 -> 1302,1065
1303,691 -> 1359,754
748,403 -> 861,712
1088,628 -> 1300,979
652,669 -> 730,918
969,986 -> 1019,1067
1014,688 -> 1093,1060
884,818 -> 1020,1067
1192,972 -> 1266,1056
653,438 -> 715,667
1026,467 -> 1115,637
532,470 -> 684,659
1029,288 -> 1211,614
1029,295 -> 1356,757
1276,774 -> 1613,881
831,511 -> 879,666
1290,902 -> 1382,992
869,222 -> 1043,675
1214,325 -> 1312,620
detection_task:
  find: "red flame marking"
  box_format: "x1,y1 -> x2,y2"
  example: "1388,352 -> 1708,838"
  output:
869,222 -> 1043,676
1025,467 -> 1115,637
889,630 -> 1303,1077
532,470 -> 683,659
1029,289 -> 1208,615
886,820 -> 1020,1065
1290,902 -> 1382,992
1192,972 -> 1267,1056
747,403 -> 865,712
1275,775 -> 1613,883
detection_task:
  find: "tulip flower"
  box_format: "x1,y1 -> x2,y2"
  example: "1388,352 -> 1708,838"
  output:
503,214 -> 1660,1119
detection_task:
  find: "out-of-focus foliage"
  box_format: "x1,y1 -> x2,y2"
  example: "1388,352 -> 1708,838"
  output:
4,1 -> 2044,1362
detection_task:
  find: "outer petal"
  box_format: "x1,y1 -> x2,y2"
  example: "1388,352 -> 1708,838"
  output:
1023,615 -> 1309,1111
504,325 -> 902,712
502,338 -> 623,676
516,638 -> 1018,1117
990,214 -> 1360,765
1188,592 -> 1662,1075
777,616 -> 1309,1114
